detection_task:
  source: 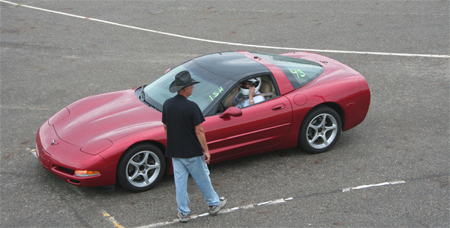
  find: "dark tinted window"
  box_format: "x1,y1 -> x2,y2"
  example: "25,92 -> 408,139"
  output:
252,53 -> 324,89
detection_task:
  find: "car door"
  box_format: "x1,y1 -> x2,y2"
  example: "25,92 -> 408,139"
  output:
202,95 -> 293,162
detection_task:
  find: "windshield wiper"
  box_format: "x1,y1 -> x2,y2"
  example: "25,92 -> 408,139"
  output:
140,85 -> 148,102
139,85 -> 161,111
148,102 -> 160,112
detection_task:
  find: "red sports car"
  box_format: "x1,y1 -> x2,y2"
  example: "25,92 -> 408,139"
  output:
36,51 -> 370,192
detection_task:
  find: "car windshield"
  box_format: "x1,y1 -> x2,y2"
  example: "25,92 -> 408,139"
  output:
252,52 -> 324,89
143,60 -> 234,113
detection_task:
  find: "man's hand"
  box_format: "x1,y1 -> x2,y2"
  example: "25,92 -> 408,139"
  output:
249,86 -> 255,99
204,151 -> 211,164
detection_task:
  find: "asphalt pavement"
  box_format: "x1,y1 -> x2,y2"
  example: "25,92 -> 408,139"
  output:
1,0 -> 449,227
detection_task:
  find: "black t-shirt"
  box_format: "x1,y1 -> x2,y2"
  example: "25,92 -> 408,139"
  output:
162,95 -> 205,158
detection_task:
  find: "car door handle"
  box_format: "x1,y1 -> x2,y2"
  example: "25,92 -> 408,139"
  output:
272,104 -> 285,110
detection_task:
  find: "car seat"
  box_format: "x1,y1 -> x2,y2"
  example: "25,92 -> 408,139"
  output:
259,80 -> 276,100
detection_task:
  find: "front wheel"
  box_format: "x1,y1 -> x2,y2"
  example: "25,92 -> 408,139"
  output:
117,143 -> 166,192
299,106 -> 342,154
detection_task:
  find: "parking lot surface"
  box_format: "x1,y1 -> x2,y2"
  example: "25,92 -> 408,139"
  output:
1,0 -> 448,227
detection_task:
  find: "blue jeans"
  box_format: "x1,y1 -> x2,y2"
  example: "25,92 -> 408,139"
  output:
172,156 -> 219,215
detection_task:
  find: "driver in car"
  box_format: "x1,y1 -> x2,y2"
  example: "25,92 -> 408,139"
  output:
232,77 -> 265,108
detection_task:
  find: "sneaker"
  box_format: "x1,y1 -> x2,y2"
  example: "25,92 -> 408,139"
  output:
209,197 -> 227,215
178,211 -> 190,223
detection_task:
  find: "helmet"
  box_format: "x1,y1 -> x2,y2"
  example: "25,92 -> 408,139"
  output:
239,77 -> 262,96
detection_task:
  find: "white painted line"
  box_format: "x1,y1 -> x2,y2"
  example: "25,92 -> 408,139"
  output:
342,180 -> 406,192
241,204 -> 254,209
1,0 -> 448,59
272,198 -> 286,204
389,180 -> 407,185
136,197 -> 294,228
257,201 -> 270,206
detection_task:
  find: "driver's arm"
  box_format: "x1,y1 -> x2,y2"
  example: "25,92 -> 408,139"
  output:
223,87 -> 239,108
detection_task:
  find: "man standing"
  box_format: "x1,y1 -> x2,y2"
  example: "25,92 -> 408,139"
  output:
162,70 -> 226,223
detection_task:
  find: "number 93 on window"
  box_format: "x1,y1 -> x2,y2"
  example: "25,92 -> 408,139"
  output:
290,69 -> 305,78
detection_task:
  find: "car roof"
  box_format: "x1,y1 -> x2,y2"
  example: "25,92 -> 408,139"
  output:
193,51 -> 271,81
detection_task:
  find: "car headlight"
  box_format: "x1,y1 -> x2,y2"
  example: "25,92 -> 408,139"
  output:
75,170 -> 100,177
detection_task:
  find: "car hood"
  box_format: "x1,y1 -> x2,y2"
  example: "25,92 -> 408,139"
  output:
51,89 -> 162,150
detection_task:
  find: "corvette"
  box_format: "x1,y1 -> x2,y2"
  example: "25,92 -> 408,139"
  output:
35,51 -> 370,192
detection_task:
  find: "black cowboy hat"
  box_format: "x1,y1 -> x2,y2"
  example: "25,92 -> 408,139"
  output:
169,70 -> 200,93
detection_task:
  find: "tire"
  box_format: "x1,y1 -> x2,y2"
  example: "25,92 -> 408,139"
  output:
299,105 -> 342,154
117,143 -> 166,192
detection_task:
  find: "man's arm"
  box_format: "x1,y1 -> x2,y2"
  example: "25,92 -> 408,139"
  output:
249,86 -> 255,105
223,87 -> 239,108
195,124 -> 210,164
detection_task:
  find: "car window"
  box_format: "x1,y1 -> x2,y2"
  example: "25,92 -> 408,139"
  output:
252,52 -> 324,89
218,75 -> 277,112
143,60 -> 234,113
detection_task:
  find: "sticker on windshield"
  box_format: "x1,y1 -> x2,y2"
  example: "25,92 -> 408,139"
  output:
209,87 -> 224,101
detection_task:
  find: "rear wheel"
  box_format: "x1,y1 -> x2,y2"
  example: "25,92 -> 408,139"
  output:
299,106 -> 342,154
117,143 -> 165,192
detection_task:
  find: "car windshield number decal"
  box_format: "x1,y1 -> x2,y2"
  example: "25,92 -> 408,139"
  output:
209,87 -> 224,101
290,69 -> 306,78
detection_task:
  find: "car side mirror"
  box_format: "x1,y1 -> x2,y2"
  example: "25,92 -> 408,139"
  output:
219,107 -> 242,119
164,68 -> 171,74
